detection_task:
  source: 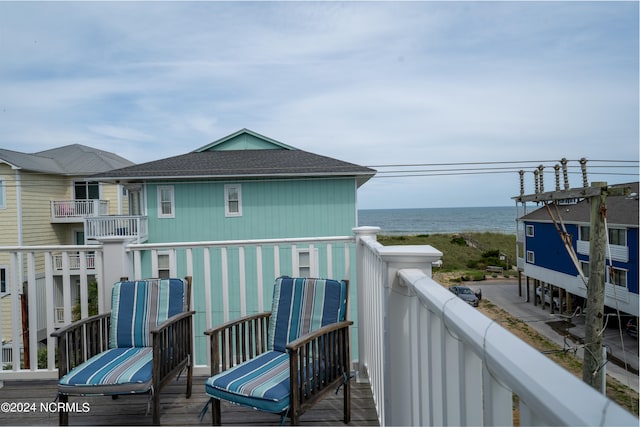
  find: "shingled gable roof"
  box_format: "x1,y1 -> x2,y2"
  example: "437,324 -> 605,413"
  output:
90,129 -> 376,187
520,182 -> 639,227
0,144 -> 134,175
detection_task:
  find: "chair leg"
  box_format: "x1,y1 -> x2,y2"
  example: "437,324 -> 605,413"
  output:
186,358 -> 193,398
58,394 -> 69,426
152,390 -> 160,425
343,378 -> 351,424
211,398 -> 221,426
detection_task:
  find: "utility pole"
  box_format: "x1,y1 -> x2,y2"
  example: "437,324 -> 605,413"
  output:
583,182 -> 607,390
514,163 -> 630,392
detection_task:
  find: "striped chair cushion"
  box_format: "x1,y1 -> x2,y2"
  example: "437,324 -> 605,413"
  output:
268,277 -> 347,353
205,351 -> 291,414
109,278 -> 187,348
58,347 -> 153,395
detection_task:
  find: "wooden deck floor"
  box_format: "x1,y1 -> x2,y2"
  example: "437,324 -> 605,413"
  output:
0,376 -> 379,426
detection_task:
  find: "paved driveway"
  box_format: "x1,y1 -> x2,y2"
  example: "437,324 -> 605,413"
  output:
472,279 -> 639,393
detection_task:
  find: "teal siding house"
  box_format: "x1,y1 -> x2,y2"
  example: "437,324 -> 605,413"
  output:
93,129 -> 375,243
91,129 -> 376,351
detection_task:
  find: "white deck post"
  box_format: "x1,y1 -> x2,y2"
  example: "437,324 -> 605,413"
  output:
353,226 -> 381,383
377,244 -> 442,426
96,236 -> 135,313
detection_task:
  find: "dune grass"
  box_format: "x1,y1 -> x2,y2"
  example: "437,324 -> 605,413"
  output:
377,232 -> 517,274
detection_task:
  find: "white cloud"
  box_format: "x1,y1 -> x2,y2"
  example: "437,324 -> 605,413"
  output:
0,1 -> 637,208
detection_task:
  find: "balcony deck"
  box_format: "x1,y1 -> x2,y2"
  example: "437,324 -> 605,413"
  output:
0,377 -> 379,426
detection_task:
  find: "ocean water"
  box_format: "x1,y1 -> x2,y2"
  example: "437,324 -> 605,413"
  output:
358,206 -> 517,235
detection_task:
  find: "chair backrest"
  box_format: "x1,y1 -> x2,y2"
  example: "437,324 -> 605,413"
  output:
268,277 -> 348,353
109,278 -> 189,348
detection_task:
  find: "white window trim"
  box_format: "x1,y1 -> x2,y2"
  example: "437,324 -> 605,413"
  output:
580,261 -> 590,279
526,250 -> 535,264
294,247 -> 318,277
607,266 -> 628,288
157,185 -> 175,218
525,225 -> 534,237
608,227 -> 627,247
153,250 -> 175,279
224,184 -> 242,217
73,180 -> 101,200
579,225 -> 590,242
0,178 -> 5,209
0,266 -> 8,295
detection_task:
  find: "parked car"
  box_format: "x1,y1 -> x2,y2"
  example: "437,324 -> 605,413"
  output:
449,285 -> 479,307
535,287 -> 566,311
626,318 -> 638,338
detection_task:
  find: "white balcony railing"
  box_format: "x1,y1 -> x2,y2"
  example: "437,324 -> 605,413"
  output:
0,232 -> 636,425
52,252 -> 96,271
353,227 -> 635,426
577,239 -> 629,262
0,246 -> 103,378
50,200 -> 109,222
84,216 -> 148,243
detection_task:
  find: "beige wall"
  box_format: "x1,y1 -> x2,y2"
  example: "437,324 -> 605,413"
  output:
0,164 -> 19,247
0,170 -> 129,345
20,171 -> 68,246
101,183 -> 129,215
1,296 -> 11,346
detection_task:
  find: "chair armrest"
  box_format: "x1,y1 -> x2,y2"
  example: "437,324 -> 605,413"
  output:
286,321 -> 353,411
285,320 -> 353,352
205,311 -> 271,375
150,310 -> 195,335
151,310 -> 195,385
51,312 -> 111,378
50,312 -> 111,338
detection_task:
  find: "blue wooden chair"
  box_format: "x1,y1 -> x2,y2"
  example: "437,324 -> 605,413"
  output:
203,277 -> 352,425
52,277 -> 194,425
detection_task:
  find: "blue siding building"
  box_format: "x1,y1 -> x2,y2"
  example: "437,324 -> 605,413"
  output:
517,182 -> 639,317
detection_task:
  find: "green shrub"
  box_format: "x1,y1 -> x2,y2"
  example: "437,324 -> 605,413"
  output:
378,232 -> 516,273
450,236 -> 467,246
72,280 -> 99,321
482,249 -> 501,259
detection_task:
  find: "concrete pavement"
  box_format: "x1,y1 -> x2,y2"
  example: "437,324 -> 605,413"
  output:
473,279 -> 639,393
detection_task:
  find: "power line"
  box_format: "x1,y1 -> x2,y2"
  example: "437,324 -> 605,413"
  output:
366,159 -> 639,168
0,159 -> 637,188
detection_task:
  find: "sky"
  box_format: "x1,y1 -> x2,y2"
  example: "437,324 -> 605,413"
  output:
1,1 -> 638,209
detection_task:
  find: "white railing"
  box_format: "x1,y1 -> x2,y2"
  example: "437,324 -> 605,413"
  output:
126,235 -> 355,369
577,240 -> 629,262
85,216 -> 148,243
0,246 -> 104,379
50,200 -> 109,221
53,253 -> 96,271
353,228 -> 636,426
1,232 -> 637,426
0,236 -> 354,379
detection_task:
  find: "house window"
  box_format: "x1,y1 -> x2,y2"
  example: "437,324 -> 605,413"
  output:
607,267 -> 628,288
580,261 -> 590,279
224,184 -> 242,217
74,181 -> 100,199
579,226 -> 590,242
296,248 -> 317,277
157,186 -> 175,218
608,228 -> 626,246
525,225 -> 534,237
0,179 -> 5,209
298,250 -> 311,277
157,253 -> 171,279
526,251 -> 535,264
0,267 -> 7,294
